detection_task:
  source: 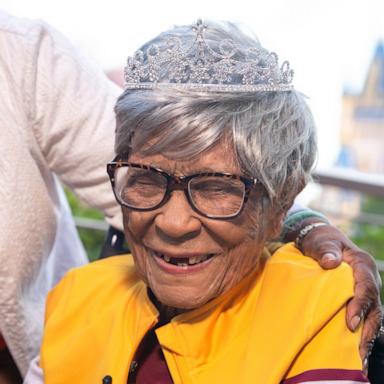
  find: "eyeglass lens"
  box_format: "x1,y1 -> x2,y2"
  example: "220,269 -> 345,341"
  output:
114,166 -> 246,217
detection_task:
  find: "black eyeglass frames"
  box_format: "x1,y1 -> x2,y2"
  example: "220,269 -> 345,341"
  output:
107,160 -> 258,219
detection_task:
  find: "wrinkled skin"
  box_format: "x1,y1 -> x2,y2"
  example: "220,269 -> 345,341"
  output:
301,224 -> 383,364
123,145 -> 281,313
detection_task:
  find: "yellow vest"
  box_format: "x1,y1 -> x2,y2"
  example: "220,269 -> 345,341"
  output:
41,244 -> 363,383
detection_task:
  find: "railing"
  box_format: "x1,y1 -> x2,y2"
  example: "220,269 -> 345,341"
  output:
313,168 -> 384,198
313,168 -> 384,272
74,216 -> 108,231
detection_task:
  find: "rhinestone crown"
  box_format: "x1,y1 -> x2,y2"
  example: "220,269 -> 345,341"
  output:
124,19 -> 294,93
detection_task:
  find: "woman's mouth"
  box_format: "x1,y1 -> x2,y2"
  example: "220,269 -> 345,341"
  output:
154,251 -> 215,266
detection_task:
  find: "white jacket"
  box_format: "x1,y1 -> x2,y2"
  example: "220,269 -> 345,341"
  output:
0,12 -> 122,375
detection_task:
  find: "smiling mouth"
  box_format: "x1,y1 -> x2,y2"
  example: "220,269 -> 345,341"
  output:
152,251 -> 216,267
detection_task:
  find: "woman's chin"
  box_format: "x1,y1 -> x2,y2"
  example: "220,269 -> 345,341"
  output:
151,288 -> 214,311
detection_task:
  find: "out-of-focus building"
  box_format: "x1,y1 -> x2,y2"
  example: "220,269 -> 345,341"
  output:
340,41 -> 384,173
311,41 -> 384,222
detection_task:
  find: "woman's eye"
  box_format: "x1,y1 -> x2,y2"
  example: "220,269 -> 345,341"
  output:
126,175 -> 158,187
193,179 -> 243,194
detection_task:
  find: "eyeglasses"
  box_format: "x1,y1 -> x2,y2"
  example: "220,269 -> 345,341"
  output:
107,158 -> 258,219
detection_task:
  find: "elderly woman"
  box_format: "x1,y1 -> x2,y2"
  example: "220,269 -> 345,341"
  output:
34,20 -> 369,383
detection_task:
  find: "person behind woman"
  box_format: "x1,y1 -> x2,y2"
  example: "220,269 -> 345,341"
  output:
32,20 -> 370,383
0,11 -> 122,382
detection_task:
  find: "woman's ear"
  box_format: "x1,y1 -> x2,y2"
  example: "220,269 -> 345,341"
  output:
266,175 -> 307,239
265,208 -> 286,240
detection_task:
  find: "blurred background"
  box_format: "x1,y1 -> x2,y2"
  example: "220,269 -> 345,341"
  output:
1,0 -> 383,295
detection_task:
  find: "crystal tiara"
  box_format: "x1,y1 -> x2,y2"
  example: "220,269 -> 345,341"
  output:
124,19 -> 294,93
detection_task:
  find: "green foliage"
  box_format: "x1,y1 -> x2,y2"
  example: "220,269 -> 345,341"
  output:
352,223 -> 384,260
351,196 -> 384,260
350,196 -> 384,301
362,196 -> 384,214
65,188 -> 104,220
65,188 -> 106,261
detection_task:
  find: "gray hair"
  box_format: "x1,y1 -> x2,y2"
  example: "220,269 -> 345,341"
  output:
115,21 -> 317,213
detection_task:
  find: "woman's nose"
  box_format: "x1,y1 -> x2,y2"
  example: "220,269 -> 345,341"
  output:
154,190 -> 202,241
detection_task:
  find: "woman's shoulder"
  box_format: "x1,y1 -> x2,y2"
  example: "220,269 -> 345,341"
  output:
268,242 -> 353,282
263,243 -> 354,323
45,254 -> 144,321
266,245 -> 364,382
60,254 -> 138,284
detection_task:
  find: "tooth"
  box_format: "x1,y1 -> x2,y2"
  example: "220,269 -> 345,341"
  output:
201,255 -> 208,262
164,255 -> 171,262
189,256 -> 197,265
177,262 -> 188,267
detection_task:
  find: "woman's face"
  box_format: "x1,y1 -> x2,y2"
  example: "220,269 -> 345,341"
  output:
123,143 -> 273,309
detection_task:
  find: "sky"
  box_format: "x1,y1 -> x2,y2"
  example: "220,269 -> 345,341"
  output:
1,0 -> 383,169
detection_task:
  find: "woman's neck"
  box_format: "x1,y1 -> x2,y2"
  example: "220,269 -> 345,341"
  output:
148,289 -> 188,325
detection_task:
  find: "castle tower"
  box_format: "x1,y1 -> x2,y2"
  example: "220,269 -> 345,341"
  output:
340,41 -> 384,173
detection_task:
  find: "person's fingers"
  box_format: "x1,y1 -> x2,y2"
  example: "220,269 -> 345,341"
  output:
346,278 -> 377,332
358,305 -> 383,363
346,295 -> 377,331
342,248 -> 382,290
298,221 -> 383,362
345,250 -> 381,332
317,247 -> 342,269
300,226 -> 343,269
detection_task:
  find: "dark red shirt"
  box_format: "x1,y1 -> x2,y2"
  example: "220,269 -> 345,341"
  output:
128,329 -> 173,384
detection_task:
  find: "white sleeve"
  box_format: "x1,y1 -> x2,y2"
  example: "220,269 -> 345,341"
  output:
23,357 -> 44,384
29,20 -> 123,229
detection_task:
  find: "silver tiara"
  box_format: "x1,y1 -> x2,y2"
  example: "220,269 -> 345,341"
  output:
124,19 -> 294,93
